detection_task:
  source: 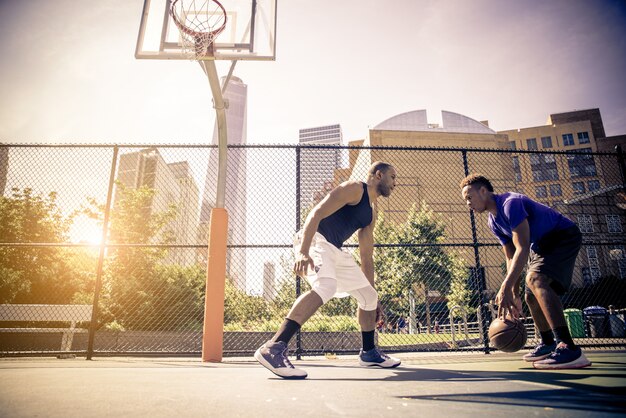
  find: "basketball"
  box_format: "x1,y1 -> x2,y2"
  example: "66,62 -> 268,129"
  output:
488,317 -> 527,352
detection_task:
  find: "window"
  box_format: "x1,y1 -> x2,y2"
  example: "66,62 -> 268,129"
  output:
535,186 -> 548,198
527,138 -> 538,150
579,147 -> 593,158
591,268 -> 601,282
532,171 -> 543,182
509,141 -> 517,150
582,265 -> 601,285
541,136 -> 553,148
584,165 -> 597,176
515,172 -> 522,182
582,267 -> 593,287
587,246 -> 597,259
573,181 -> 585,195
544,154 -> 555,163
606,215 -> 623,233
588,180 -> 600,191
563,133 -> 575,146
549,184 -> 562,196
609,246 -> 626,279
512,156 -> 520,168
546,168 -> 559,180
577,214 -> 593,233
530,154 -> 541,165
578,131 -> 590,144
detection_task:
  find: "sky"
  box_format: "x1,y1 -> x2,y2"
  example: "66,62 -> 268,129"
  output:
1,0 -> 626,145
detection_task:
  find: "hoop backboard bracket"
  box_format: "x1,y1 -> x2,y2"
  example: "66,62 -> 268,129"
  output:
136,0 -> 277,61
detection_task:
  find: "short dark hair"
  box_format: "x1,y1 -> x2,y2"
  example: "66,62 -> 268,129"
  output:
460,173 -> 494,192
369,161 -> 393,176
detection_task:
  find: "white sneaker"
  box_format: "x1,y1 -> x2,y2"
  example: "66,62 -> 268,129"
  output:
254,340 -> 308,379
359,347 -> 401,368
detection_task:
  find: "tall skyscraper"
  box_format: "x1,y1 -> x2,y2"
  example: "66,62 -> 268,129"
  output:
168,161 -> 201,265
262,261 -> 276,302
299,124 -> 343,206
199,76 -> 248,289
0,146 -> 8,195
115,148 -> 200,265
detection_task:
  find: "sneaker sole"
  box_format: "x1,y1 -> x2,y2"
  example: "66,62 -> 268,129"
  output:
254,349 -> 308,379
532,355 -> 592,370
359,360 -> 401,368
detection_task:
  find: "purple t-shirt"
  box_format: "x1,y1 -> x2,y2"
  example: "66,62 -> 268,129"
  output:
488,192 -> 575,251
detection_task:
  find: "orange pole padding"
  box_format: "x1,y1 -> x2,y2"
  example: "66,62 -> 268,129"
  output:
202,207 -> 229,362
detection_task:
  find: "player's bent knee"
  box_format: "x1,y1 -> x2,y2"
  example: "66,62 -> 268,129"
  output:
311,278 -> 337,304
353,286 -> 378,311
525,272 -> 550,290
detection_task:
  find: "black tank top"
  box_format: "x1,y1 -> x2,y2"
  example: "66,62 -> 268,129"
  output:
318,183 -> 373,248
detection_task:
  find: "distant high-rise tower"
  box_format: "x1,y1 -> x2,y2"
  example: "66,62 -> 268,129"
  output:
0,146 -> 8,195
298,124 -> 343,206
262,261 -> 276,302
199,76 -> 247,289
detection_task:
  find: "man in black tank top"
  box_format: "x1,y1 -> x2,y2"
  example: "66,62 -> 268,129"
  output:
255,161 -> 400,379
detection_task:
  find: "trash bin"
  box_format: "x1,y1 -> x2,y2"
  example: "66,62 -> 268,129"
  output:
564,308 -> 585,338
583,306 -> 610,338
609,313 -> 625,338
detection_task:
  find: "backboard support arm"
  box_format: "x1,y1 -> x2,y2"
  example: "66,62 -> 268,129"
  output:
200,60 -> 228,208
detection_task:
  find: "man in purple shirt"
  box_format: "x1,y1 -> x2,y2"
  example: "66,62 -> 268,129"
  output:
460,174 -> 591,369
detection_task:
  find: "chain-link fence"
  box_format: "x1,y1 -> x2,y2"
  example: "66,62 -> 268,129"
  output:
1,144 -> 625,357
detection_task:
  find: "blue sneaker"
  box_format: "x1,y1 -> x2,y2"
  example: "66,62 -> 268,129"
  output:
533,342 -> 591,369
359,347 -> 401,368
523,342 -> 556,362
254,340 -> 307,379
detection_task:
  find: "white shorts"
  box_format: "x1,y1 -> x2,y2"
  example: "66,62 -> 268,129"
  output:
293,231 -> 370,298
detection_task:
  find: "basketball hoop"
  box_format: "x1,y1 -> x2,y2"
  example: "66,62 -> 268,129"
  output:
169,0 -> 228,60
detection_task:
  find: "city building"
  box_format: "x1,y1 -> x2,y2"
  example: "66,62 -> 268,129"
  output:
199,75 -> 248,289
262,261 -> 276,302
168,161 -> 201,265
341,109 -> 512,295
336,108 -> 625,300
299,124 -> 344,207
498,109 -> 608,206
556,184 -> 626,284
115,148 -> 200,265
0,146 -> 8,195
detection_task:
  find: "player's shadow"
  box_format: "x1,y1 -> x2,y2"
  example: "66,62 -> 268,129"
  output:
306,363 -> 626,413
403,366 -> 625,412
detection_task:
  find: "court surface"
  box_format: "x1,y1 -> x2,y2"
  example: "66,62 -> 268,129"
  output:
1,350 -> 625,417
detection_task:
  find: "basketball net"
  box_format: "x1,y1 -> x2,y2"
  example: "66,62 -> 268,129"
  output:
169,0 -> 228,60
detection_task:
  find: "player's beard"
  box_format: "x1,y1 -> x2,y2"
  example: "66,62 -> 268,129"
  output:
377,182 -> 392,197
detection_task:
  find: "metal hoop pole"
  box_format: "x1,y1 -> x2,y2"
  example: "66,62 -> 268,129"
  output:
201,60 -> 227,208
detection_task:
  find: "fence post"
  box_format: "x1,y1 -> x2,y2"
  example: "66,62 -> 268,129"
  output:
461,150 -> 491,354
616,145 -> 626,192
86,146 -> 118,360
295,146 -> 302,359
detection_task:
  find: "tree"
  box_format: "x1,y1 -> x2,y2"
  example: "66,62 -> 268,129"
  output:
82,182 -> 180,330
373,203 -> 469,331
0,188 -> 77,303
224,277 -> 272,326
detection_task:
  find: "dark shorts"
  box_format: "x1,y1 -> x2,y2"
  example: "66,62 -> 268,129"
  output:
526,225 -> 582,295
